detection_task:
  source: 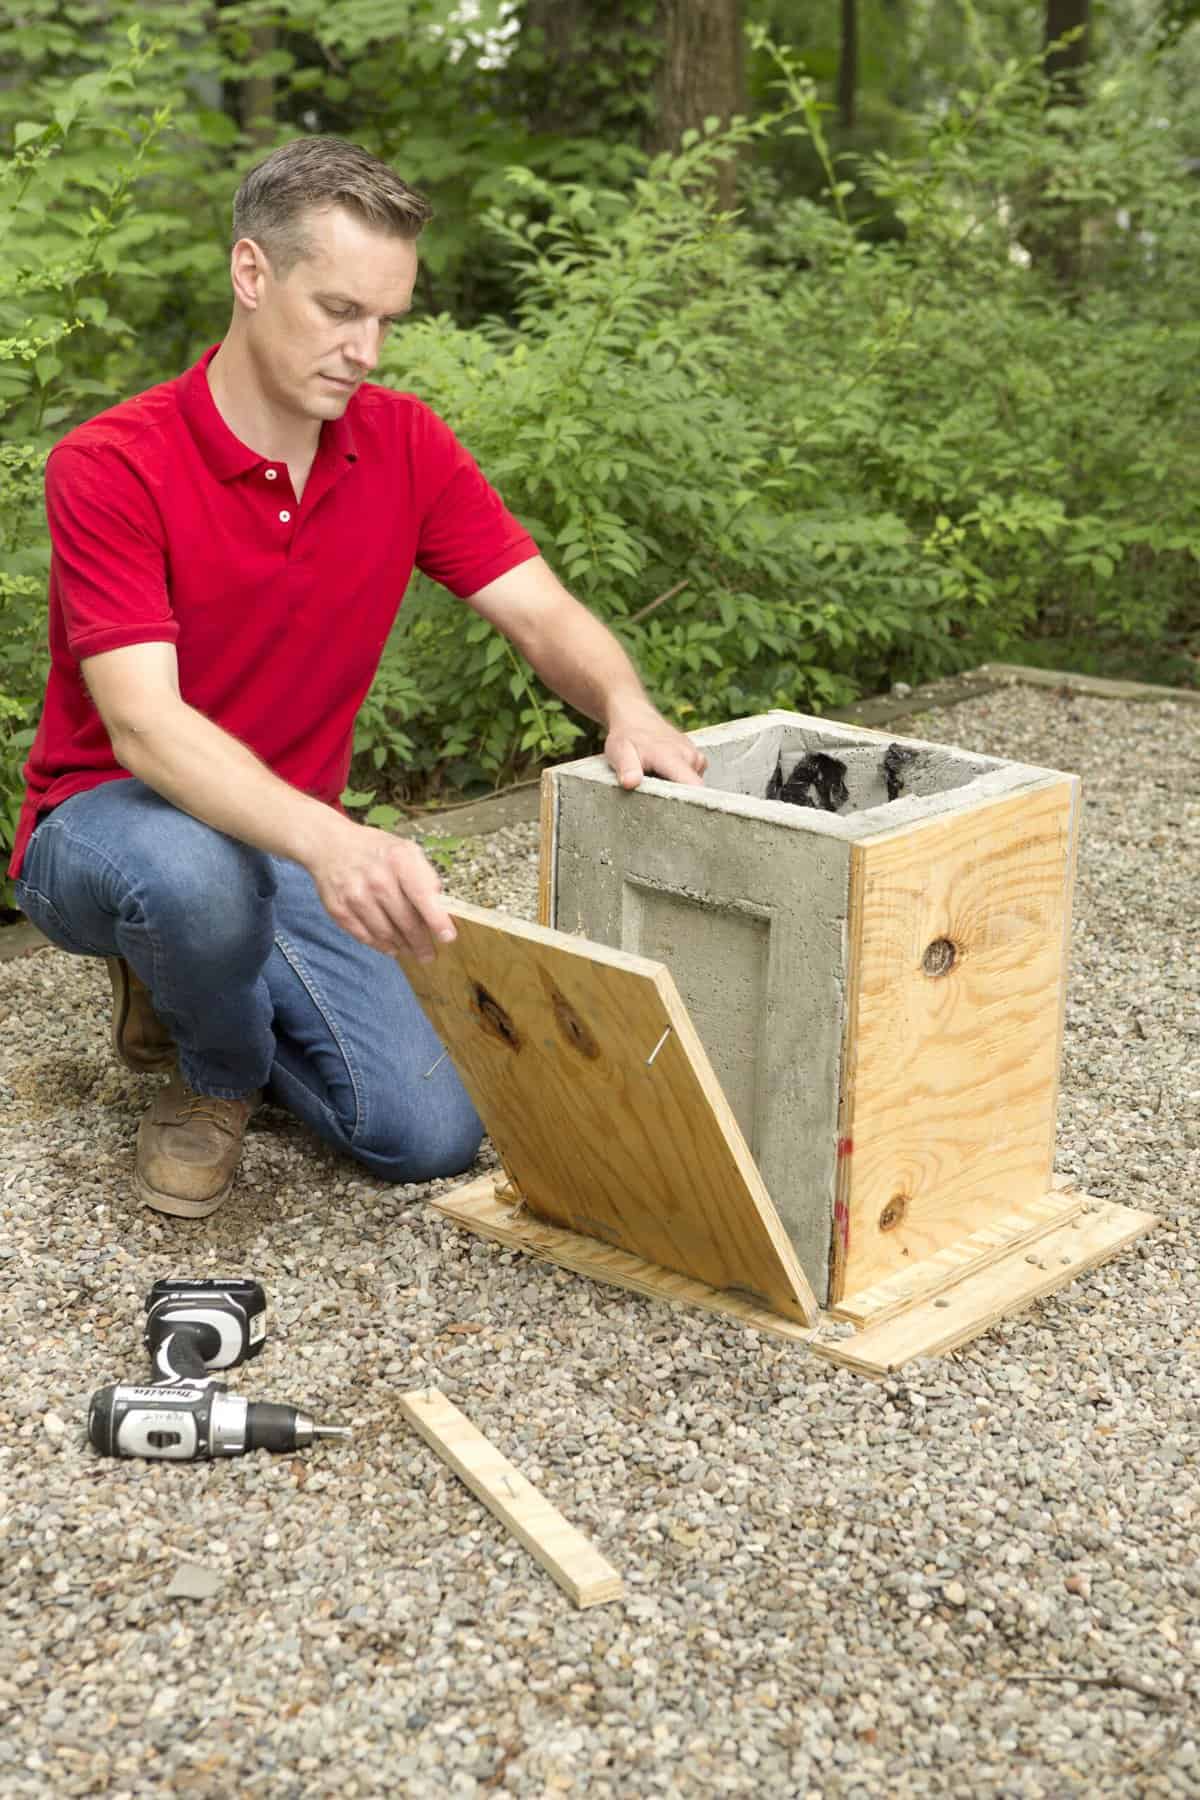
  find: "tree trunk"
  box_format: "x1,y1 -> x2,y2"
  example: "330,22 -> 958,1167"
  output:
837,0 -> 858,131
1035,0 -> 1090,291
1044,0 -> 1090,95
241,23 -> 277,147
649,0 -> 745,208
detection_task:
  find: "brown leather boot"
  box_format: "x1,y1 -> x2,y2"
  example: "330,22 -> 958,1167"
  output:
106,956 -> 175,1073
135,1071 -> 261,1218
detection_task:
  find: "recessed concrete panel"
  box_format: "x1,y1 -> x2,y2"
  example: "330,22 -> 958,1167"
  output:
623,879 -> 770,1153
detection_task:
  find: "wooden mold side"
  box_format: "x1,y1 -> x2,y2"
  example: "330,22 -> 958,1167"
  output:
400,900 -> 819,1325
831,1187 -> 1083,1328
816,1198 -> 1155,1376
538,769 -> 558,929
834,777 -> 1079,1304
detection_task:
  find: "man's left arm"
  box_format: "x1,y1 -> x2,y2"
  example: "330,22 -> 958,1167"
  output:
465,556 -> 706,790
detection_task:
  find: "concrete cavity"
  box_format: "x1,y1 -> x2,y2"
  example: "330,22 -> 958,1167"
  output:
762,732 -> 992,817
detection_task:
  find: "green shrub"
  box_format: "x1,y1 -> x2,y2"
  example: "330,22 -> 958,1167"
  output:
359,35 -> 1198,794
0,29 -> 172,908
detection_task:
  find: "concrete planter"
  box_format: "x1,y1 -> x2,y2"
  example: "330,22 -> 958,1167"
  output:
541,710 -> 1080,1307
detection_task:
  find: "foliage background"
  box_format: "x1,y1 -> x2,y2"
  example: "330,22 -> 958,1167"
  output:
1,0 -> 1197,891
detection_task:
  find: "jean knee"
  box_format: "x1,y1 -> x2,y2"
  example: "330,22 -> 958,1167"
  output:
353,1092 -> 484,1185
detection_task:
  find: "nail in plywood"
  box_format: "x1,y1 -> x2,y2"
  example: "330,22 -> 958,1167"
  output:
433,1174 -> 822,1346
399,899 -> 818,1326
833,777 -> 1079,1304
814,1198 -> 1155,1376
398,1388 -> 624,1608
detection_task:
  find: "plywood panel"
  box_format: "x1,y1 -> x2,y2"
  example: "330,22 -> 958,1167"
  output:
831,1187 -> 1083,1328
400,901 -> 818,1325
834,777 -> 1079,1302
816,1198 -> 1155,1375
432,1174 -> 821,1345
538,770 -> 557,929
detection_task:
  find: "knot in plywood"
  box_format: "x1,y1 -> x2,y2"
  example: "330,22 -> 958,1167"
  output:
543,977 -> 601,1060
470,982 -> 521,1051
922,937 -> 958,978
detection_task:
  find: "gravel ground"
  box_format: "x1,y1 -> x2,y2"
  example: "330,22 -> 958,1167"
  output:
0,682 -> 1197,1799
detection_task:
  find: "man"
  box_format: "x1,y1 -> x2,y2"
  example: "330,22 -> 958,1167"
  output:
9,136 -> 705,1220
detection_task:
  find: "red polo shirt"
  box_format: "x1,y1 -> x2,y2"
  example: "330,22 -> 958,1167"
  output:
9,344 -> 538,880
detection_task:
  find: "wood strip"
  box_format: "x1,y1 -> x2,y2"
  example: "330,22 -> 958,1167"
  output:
833,1188 -> 1083,1327
814,1198 -> 1156,1376
537,770 -> 557,929
431,1174 -> 821,1346
830,837 -> 868,1302
400,899 -> 819,1324
1044,782 -> 1081,1178
398,1387 -> 624,1609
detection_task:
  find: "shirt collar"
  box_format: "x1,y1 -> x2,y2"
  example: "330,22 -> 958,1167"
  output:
179,343 -> 359,480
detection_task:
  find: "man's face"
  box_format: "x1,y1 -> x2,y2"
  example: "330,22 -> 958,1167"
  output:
240,206 -> 419,422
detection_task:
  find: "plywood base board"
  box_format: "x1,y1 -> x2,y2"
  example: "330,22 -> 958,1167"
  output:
430,1175 -> 823,1347
832,1188 -> 1084,1329
814,1198 -> 1156,1377
430,1179 -> 1153,1377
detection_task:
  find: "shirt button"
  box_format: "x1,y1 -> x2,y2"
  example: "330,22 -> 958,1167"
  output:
279,510 -> 291,523
265,468 -> 278,481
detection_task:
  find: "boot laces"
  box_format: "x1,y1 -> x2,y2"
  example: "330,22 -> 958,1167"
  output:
179,1094 -> 243,1133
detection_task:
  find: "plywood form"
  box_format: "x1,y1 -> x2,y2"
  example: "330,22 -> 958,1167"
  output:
833,777 -> 1080,1303
399,900 -> 819,1325
398,1388 -> 624,1608
832,1188 -> 1083,1328
432,1175 -> 821,1346
538,769 -> 557,929
815,1198 -> 1154,1376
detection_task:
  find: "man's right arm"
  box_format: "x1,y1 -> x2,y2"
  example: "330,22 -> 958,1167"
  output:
82,642 -> 455,962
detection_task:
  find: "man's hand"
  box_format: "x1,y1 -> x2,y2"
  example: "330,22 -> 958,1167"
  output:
604,700 -> 707,790
307,819 -> 456,962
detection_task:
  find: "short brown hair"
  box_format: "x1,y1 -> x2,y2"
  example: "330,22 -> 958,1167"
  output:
232,137 -> 432,275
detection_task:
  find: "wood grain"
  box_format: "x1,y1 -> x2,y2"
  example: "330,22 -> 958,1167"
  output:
432,1174 -> 822,1345
815,1198 -> 1155,1375
834,777 -> 1079,1302
831,1188 -> 1083,1328
398,1388 -> 624,1608
538,770 -> 557,929
399,900 -> 818,1325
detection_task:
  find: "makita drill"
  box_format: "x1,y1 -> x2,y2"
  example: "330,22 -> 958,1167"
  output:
88,1278 -> 350,1461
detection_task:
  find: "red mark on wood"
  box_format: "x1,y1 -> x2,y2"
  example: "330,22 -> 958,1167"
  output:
837,1137 -> 854,1159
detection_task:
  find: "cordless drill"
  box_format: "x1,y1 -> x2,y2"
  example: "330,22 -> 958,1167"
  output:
88,1278 -> 351,1461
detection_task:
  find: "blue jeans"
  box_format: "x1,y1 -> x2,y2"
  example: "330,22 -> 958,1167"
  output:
13,779 -> 484,1183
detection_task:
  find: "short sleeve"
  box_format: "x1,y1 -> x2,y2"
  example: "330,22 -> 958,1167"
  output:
45,445 -> 179,660
411,406 -> 538,598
